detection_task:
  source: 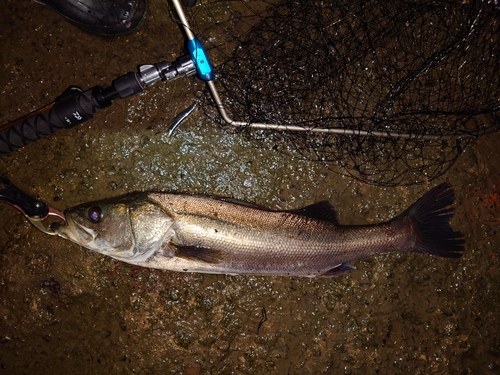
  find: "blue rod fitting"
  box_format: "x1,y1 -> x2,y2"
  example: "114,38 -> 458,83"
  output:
187,38 -> 214,81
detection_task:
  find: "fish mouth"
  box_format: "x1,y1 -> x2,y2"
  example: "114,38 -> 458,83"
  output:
51,213 -> 137,259
51,216 -> 97,245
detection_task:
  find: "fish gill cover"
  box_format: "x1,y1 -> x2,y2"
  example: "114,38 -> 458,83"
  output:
179,0 -> 500,186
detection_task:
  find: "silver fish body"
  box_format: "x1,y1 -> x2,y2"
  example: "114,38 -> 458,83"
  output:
53,183 -> 464,277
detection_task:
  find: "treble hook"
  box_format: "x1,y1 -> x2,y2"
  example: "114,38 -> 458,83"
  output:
0,173 -> 66,235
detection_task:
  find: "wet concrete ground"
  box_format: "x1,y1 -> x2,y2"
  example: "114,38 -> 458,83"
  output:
1,0 -> 499,374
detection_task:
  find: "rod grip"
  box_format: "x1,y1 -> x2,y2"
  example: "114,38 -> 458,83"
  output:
0,87 -> 101,156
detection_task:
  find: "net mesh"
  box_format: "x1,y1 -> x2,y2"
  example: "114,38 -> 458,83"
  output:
183,0 -> 500,185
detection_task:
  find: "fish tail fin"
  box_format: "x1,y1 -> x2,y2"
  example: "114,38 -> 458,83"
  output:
405,182 -> 464,258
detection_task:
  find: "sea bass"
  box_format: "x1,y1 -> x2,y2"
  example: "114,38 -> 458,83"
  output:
52,183 -> 464,277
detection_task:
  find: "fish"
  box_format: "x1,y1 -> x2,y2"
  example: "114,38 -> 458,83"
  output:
51,182 -> 464,277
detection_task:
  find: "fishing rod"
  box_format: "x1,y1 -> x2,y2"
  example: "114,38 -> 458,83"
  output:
0,56 -> 195,156
0,1 -> 203,156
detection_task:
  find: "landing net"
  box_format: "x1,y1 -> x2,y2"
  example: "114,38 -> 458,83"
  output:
180,0 -> 500,185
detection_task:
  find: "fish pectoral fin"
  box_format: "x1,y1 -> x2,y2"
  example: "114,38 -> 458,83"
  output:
174,245 -> 227,264
317,262 -> 355,278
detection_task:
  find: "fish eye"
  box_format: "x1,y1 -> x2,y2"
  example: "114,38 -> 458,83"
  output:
88,206 -> 102,223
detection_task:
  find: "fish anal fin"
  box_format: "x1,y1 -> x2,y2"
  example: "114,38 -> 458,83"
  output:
289,201 -> 339,224
174,245 -> 227,264
318,262 -> 355,278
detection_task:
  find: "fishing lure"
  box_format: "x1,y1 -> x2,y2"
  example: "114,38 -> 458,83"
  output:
167,102 -> 198,137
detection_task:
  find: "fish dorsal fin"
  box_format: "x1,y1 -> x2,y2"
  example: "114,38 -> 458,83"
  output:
288,201 -> 339,224
174,245 -> 227,264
